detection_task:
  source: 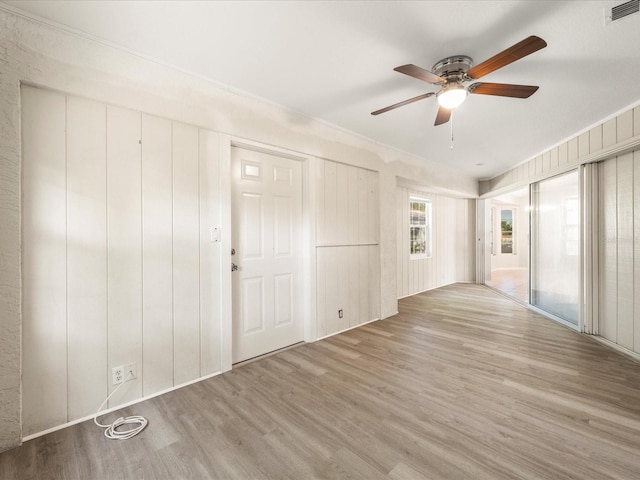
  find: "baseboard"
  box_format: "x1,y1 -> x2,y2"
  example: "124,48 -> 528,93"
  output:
397,280 -> 472,300
22,369 -> 224,443
589,335 -> 640,364
315,317 -> 381,341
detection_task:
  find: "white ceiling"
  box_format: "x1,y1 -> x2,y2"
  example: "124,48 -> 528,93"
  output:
5,0 -> 640,179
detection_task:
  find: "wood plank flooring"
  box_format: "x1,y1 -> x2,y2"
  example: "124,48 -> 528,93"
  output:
2,283 -> 640,479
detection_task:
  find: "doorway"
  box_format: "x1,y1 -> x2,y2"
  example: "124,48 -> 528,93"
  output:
486,186 -> 529,303
231,147 -> 304,363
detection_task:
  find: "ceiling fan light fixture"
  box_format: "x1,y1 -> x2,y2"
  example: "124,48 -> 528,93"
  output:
437,84 -> 467,109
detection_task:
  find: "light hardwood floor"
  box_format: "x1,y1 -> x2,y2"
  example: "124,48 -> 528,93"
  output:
2,284 -> 640,479
485,267 -> 528,303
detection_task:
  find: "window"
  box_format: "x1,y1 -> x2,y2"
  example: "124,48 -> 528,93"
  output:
409,197 -> 431,257
500,209 -> 514,254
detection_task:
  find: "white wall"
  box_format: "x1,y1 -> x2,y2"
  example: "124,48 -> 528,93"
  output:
490,200 -> 529,270
599,151 -> 640,354
396,186 -> 476,299
315,160 -> 380,337
0,8 -> 478,449
21,86 -> 222,436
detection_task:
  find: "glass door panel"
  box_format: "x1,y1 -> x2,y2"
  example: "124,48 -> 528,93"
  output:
531,171 -> 580,324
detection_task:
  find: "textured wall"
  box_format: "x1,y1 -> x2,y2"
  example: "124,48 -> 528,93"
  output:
0,7 -> 478,449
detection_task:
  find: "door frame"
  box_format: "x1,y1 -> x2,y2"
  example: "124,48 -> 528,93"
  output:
220,135 -> 316,371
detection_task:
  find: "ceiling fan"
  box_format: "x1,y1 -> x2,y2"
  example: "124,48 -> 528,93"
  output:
371,36 -> 547,126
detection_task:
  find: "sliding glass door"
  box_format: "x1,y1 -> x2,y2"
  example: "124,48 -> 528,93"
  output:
530,171 -> 580,325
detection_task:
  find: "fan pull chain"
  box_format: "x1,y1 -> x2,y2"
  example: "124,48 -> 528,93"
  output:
450,111 -> 454,150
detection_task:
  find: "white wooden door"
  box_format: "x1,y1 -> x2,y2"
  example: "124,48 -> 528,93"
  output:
231,147 -> 303,363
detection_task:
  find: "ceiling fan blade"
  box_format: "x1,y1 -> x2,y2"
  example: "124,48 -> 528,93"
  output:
394,64 -> 445,84
469,82 -> 539,98
466,36 -> 547,79
434,106 -> 451,126
371,92 -> 434,115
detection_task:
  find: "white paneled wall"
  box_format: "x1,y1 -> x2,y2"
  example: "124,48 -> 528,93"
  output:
396,187 -> 476,299
481,105 -> 640,195
21,86 -> 222,436
598,151 -> 640,354
315,160 -> 380,338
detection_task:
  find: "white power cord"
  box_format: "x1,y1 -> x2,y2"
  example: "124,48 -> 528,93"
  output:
94,372 -> 148,440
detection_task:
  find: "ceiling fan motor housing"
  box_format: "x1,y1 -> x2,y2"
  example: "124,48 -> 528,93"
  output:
431,55 -> 474,83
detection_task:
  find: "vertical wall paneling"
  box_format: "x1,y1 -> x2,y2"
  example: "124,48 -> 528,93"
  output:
396,186 -> 474,299
603,118 -> 617,148
172,123 -> 201,385
316,247 -> 327,337
578,132 -> 590,157
335,163 -> 349,244
568,138 -> 578,163
348,245 -> 361,328
199,130 -> 221,376
369,245 -> 381,320
315,161 -> 326,245
482,104 -> 640,198
550,147 -> 559,170
106,106 -> 143,406
315,160 -> 380,337
336,247 -> 349,331
141,114 -> 174,395
396,188 -> 404,299
599,160 -> 618,342
21,87 -> 68,434
543,152 -> 551,173
590,126 -> 603,153
357,168 -> 369,243
617,110 -> 633,142
634,151 -> 640,351
22,88 -> 225,436
324,247 -> 339,334
559,142 -> 569,166
323,161 -> 337,245
616,154 -> 634,350
368,170 -> 379,243
455,200 -> 466,281
66,97 -> 109,421
358,246 -> 370,324
347,166 -> 359,245
599,152 -> 640,355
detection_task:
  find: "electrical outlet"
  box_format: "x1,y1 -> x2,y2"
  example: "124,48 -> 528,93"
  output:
112,366 -> 124,385
338,309 -> 343,319
112,363 -> 137,385
124,362 -> 137,381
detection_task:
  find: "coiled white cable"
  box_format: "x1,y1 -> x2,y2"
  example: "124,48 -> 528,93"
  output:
94,372 -> 148,440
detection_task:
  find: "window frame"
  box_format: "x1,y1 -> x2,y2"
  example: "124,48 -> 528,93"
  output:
409,196 -> 432,259
500,208 -> 516,255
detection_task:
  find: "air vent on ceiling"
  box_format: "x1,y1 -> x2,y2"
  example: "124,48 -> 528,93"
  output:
605,0 -> 639,24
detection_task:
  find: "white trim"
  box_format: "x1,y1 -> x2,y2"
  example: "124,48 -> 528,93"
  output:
226,137 -> 316,359
485,101 -> 640,181
590,336 -> 640,364
481,134 -> 640,198
22,369 -> 224,443
219,134 -> 233,372
527,304 -> 580,331
396,281 -> 460,300
314,317 -> 381,342
303,157 -> 317,344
